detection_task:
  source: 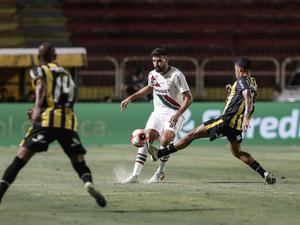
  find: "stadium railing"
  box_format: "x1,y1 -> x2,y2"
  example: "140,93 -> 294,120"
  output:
281,57 -> 300,90
199,57 -> 280,101
77,56 -> 292,101
77,56 -> 119,101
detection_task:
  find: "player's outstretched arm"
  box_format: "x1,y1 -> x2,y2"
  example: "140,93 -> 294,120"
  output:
120,86 -> 153,111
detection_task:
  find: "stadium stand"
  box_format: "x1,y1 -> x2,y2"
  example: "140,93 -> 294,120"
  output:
18,0 -> 71,47
0,0 -> 24,47
0,0 -> 71,47
0,0 -> 72,101
62,0 -> 300,58
60,0 -> 300,100
0,0 -> 23,100
1,0 -> 299,101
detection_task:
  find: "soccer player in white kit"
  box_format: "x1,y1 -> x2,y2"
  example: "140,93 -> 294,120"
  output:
120,48 -> 193,183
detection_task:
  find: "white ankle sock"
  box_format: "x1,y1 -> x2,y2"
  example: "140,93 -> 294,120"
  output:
132,146 -> 148,176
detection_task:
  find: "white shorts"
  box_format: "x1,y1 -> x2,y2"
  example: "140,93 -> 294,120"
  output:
145,111 -> 184,136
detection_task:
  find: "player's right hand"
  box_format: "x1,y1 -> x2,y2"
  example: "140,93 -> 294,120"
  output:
120,98 -> 130,111
31,107 -> 42,122
26,108 -> 33,120
242,118 -> 250,132
169,112 -> 180,128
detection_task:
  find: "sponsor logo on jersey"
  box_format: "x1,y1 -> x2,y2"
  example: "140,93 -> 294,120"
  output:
151,75 -> 160,87
154,89 -> 169,94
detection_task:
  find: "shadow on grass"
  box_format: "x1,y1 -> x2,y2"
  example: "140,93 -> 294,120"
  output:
141,181 -> 262,184
108,208 -> 222,213
205,181 -> 261,184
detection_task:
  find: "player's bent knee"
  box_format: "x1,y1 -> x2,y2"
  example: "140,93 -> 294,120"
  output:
160,137 -> 173,147
160,131 -> 175,146
17,147 -> 34,161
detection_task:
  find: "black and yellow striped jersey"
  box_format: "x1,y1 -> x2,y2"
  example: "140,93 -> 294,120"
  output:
221,75 -> 257,131
30,63 -> 78,130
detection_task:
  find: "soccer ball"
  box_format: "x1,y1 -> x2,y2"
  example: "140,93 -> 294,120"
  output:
130,129 -> 147,147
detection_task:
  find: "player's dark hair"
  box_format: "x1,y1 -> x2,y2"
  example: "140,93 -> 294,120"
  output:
38,42 -> 56,63
151,48 -> 167,57
235,57 -> 251,71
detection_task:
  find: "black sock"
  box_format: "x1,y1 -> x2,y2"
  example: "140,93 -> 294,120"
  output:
158,143 -> 177,158
0,156 -> 27,201
249,161 -> 266,178
2,156 -> 27,183
72,161 -> 93,183
0,182 -> 9,202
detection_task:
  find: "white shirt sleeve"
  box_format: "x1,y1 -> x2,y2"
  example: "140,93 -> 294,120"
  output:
174,71 -> 190,93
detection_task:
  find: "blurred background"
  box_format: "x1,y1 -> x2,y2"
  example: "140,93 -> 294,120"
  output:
1,0 -> 300,103
0,0 -> 300,146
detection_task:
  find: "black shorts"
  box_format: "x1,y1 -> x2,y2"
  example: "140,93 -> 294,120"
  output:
20,126 -> 86,156
204,118 -> 243,143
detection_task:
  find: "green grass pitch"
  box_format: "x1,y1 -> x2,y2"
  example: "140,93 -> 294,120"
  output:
0,145 -> 300,225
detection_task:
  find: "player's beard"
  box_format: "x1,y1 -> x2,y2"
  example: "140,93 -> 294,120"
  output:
155,66 -> 163,72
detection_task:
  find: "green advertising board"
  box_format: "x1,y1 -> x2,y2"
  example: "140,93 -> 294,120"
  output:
0,102 -> 299,146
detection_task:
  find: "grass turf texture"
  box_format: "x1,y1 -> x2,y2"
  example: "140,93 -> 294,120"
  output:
0,145 -> 299,225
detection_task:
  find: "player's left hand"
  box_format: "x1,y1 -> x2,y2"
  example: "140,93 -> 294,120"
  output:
225,84 -> 232,93
242,118 -> 250,132
169,112 -> 180,128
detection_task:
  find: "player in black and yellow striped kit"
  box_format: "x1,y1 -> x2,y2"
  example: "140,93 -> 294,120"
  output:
0,43 -> 106,207
148,58 -> 276,184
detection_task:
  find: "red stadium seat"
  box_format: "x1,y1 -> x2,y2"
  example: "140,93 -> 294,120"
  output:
62,0 -> 300,58
60,0 -> 300,100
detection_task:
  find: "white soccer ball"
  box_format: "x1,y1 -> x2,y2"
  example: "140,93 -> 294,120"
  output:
130,129 -> 147,147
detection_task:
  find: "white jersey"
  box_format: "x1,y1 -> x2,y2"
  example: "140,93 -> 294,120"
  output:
148,66 -> 190,113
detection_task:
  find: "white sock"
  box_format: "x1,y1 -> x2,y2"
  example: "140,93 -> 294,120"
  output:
132,146 -> 148,176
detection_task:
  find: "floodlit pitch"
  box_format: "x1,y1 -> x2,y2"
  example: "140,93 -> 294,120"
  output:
0,145 -> 299,225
